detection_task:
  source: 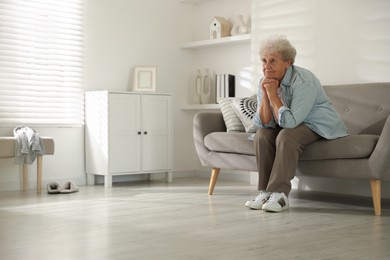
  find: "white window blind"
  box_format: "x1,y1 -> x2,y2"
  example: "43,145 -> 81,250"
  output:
0,0 -> 84,126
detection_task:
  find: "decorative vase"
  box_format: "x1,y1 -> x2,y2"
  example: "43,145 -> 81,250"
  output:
231,15 -> 248,36
194,69 -> 202,104
201,69 -> 212,104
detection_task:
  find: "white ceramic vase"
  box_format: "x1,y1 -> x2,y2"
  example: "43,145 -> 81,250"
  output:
194,69 -> 202,104
201,69 -> 212,104
231,15 -> 248,36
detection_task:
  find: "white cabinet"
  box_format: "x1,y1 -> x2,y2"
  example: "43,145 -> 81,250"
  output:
85,91 -> 172,187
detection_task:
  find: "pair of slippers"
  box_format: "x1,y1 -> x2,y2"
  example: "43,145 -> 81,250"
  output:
47,180 -> 79,194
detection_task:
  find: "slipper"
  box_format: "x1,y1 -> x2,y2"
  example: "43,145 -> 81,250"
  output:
46,182 -> 61,194
60,180 -> 79,193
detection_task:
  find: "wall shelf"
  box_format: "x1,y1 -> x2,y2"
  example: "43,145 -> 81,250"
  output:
181,104 -> 220,111
181,34 -> 251,50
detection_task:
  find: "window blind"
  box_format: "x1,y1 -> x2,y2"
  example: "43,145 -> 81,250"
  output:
0,0 -> 84,126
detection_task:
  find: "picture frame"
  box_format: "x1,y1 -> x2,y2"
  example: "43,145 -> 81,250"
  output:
132,66 -> 157,92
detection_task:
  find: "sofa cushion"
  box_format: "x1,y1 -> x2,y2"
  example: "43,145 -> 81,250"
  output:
204,133 -> 379,160
232,94 -> 258,133
217,98 -> 245,132
204,132 -> 254,155
300,134 -> 379,160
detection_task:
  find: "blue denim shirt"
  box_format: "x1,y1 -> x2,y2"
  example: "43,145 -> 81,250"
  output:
254,65 -> 349,140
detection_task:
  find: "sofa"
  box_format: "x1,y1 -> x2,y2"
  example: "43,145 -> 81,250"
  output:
193,83 -> 390,216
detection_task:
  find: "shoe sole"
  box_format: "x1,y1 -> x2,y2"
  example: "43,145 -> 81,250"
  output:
262,206 -> 289,212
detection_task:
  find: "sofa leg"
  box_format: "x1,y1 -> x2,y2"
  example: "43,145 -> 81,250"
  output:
370,179 -> 381,216
208,168 -> 220,195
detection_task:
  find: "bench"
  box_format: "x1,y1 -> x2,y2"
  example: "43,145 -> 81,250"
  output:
0,137 -> 55,193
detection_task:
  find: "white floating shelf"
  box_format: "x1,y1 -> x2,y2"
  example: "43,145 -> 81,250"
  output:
181,104 -> 220,110
181,34 -> 251,50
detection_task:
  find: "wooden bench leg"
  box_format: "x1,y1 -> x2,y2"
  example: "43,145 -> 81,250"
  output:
37,155 -> 43,194
23,164 -> 28,191
22,156 -> 43,193
208,168 -> 220,195
370,179 -> 381,216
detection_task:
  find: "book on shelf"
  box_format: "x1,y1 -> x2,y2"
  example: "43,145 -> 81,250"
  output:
216,74 -> 235,102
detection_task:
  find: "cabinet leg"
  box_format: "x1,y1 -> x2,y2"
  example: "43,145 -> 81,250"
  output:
166,172 -> 172,183
104,175 -> 112,188
86,174 -> 95,185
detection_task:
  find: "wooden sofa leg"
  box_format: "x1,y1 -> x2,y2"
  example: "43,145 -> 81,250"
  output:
208,168 -> 220,195
370,180 -> 381,216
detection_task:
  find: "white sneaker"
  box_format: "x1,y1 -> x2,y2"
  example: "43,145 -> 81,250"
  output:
245,191 -> 271,210
262,192 -> 289,212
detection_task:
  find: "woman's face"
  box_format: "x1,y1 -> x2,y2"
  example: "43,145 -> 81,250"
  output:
261,50 -> 292,81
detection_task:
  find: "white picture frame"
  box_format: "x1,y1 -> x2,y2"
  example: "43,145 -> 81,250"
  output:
132,66 -> 157,92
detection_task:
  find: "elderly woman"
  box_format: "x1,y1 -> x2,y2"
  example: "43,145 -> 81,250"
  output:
246,35 -> 349,212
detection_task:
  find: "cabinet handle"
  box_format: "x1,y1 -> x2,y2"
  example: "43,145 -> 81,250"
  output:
137,131 -> 141,135
144,131 -> 148,135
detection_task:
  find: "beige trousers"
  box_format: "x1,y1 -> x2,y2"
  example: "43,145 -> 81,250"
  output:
254,124 -> 321,196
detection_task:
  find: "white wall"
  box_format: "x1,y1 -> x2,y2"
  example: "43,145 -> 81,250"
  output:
0,0 -> 198,191
251,0 -> 390,198
84,0 -> 197,176
251,0 -> 390,86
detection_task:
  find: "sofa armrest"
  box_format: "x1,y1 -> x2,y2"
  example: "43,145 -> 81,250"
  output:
369,115 -> 390,180
193,111 -> 226,166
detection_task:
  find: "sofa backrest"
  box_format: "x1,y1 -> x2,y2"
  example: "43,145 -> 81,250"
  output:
323,83 -> 390,135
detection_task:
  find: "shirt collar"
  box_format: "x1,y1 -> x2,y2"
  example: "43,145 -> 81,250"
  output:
281,65 -> 294,87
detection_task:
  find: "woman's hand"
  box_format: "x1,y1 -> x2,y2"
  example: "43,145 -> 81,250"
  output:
262,78 -> 279,98
259,78 -> 275,125
260,77 -> 282,123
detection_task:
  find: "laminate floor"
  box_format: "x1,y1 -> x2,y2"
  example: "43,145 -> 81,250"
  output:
0,178 -> 389,260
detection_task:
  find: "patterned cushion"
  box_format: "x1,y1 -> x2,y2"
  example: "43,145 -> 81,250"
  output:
217,98 -> 245,132
232,94 -> 258,133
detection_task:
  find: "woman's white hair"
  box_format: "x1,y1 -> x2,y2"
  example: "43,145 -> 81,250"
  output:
259,35 -> 297,64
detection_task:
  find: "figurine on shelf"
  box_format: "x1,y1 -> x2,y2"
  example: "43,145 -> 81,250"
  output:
209,16 -> 231,39
231,15 -> 251,36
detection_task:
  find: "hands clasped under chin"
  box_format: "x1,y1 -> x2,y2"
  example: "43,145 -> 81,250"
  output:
262,78 -> 279,98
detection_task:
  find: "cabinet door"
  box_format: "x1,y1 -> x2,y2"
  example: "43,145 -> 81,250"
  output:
141,95 -> 172,171
108,93 -> 141,173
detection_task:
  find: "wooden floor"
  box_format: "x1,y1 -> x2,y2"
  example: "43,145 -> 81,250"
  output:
1,178 -> 389,260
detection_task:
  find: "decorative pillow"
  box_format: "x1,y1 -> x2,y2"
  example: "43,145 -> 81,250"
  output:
217,97 -> 245,132
232,94 -> 258,133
